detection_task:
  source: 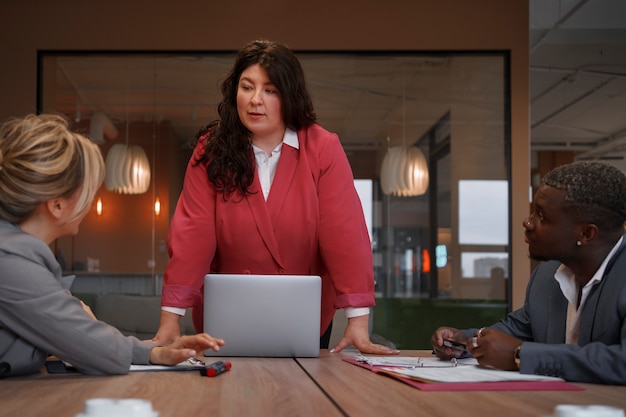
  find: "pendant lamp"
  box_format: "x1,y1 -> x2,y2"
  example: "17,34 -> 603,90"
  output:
104,142 -> 151,194
103,75 -> 151,194
379,80 -> 429,197
380,145 -> 429,196
104,68 -> 150,194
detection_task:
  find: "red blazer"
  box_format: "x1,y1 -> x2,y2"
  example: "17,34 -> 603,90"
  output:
161,124 -> 375,335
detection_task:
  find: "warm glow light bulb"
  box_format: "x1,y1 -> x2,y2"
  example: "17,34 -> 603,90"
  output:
96,196 -> 103,216
154,196 -> 161,217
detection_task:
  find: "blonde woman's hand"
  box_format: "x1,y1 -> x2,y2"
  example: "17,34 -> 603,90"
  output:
149,333 -> 225,365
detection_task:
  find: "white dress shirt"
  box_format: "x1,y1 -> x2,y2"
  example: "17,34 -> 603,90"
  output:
555,236 -> 624,344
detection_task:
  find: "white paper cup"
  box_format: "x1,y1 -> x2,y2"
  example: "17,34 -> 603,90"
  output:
75,398 -> 159,417
554,404 -> 625,417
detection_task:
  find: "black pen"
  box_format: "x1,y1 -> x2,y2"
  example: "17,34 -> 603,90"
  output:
200,360 -> 232,377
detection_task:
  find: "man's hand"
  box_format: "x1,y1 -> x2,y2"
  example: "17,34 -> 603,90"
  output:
465,328 -> 521,370
431,326 -> 468,359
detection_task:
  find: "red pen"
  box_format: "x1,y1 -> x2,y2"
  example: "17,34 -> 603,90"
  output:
200,360 -> 232,377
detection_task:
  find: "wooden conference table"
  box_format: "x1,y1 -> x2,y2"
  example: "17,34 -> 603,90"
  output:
1,350 -> 626,417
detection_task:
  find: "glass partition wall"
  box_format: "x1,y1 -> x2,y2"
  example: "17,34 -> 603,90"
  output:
39,51 -> 510,348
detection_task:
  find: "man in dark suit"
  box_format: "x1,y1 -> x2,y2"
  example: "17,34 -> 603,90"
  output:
431,161 -> 626,384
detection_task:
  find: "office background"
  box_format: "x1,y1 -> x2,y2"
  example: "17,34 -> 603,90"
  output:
0,0 -> 548,348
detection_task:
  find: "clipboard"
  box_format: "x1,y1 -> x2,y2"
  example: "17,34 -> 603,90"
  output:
343,358 -> 584,391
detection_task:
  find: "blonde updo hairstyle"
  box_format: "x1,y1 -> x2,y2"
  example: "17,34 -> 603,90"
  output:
0,114 -> 104,224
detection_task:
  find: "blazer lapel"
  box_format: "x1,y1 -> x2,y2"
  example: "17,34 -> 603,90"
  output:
547,290 -> 568,343
578,239 -> 626,344
578,285 -> 600,345
246,171 -> 286,270
266,145 -> 298,225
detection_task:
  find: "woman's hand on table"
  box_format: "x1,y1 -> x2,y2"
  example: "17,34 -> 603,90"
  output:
152,310 -> 183,345
149,333 -> 224,365
330,314 -> 399,355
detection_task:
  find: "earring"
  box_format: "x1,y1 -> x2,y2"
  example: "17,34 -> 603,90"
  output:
576,240 -> 582,246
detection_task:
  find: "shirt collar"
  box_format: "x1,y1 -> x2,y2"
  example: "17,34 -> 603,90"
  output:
589,235 -> 624,285
251,128 -> 299,155
555,235 -> 624,302
283,128 -> 299,150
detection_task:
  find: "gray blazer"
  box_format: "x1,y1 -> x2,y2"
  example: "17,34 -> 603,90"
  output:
483,238 -> 626,384
0,220 -> 153,377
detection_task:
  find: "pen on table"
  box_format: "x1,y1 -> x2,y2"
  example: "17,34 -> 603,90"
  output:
200,360 -> 232,377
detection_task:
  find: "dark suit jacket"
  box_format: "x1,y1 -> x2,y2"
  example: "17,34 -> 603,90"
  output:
490,237 -> 626,384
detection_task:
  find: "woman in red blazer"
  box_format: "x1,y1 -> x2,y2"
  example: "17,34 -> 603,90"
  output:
154,39 -> 398,355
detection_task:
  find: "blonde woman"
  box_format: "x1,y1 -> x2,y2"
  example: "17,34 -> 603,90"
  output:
0,114 -> 223,377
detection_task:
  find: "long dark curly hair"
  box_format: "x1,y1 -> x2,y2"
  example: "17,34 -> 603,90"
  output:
196,39 -> 317,197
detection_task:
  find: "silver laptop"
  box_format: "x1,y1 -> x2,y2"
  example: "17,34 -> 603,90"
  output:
203,274 -> 321,357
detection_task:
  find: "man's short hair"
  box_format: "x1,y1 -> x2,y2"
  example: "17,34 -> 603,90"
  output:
542,161 -> 626,231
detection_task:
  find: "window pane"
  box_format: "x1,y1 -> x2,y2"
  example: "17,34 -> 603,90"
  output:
458,180 -> 509,245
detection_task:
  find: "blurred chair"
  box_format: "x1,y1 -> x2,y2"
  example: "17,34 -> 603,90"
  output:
92,294 -> 195,339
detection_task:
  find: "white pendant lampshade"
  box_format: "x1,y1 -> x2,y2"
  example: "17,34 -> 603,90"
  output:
104,144 -> 151,194
380,146 -> 429,197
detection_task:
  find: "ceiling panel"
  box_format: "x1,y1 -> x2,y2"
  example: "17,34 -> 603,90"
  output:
529,0 -> 626,160
45,1 -> 626,166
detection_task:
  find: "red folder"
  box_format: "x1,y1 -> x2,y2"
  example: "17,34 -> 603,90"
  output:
343,358 -> 584,391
